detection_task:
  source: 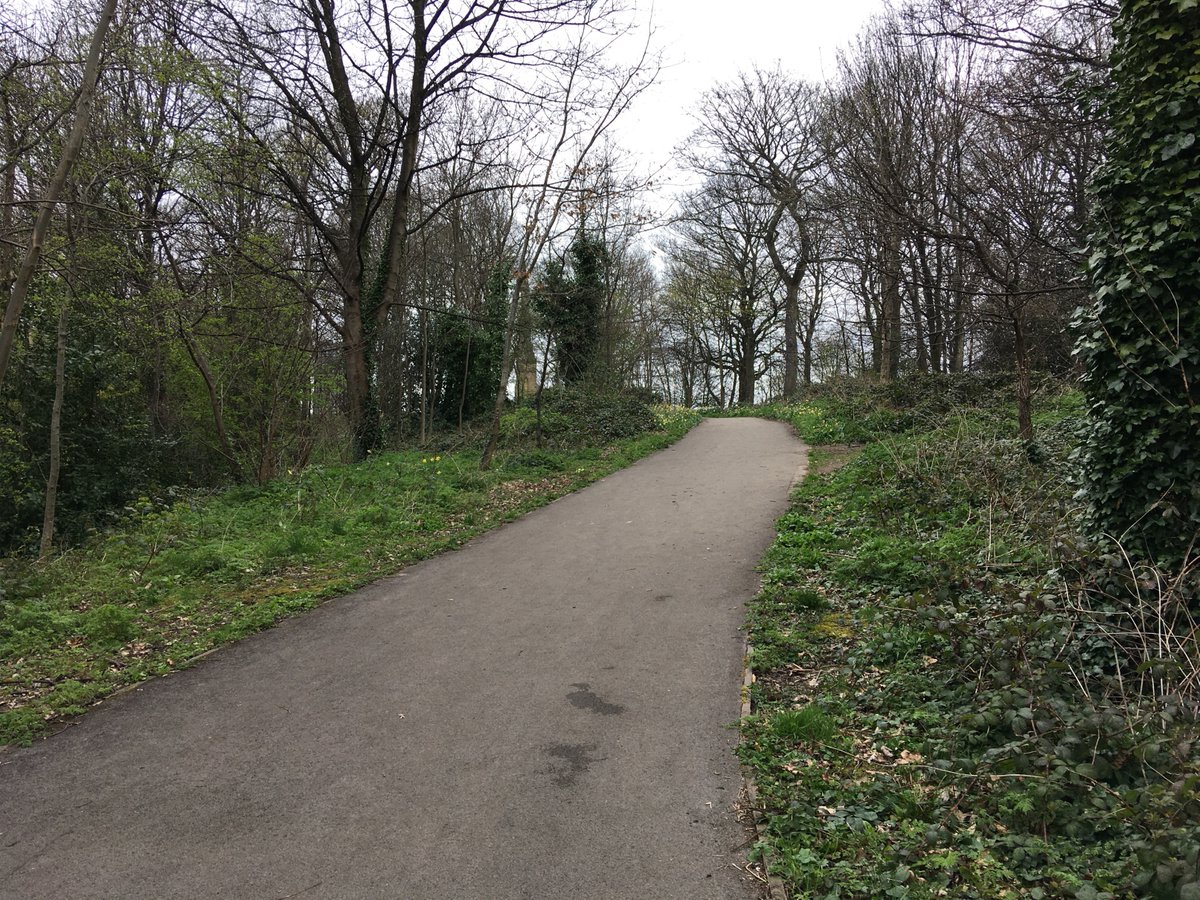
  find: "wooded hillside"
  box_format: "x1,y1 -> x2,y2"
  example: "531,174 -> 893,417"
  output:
1,0 -> 1195,570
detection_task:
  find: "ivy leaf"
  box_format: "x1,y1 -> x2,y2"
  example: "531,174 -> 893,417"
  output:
1161,132 -> 1196,160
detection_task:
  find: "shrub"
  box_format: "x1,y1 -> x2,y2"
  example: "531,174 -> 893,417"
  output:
513,386 -> 660,447
499,407 -> 572,444
83,604 -> 137,647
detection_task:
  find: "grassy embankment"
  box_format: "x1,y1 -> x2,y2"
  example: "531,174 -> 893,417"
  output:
733,376 -> 1200,899
0,405 -> 700,746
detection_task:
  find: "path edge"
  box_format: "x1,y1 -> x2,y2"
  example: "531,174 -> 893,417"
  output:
737,431 -> 806,900
740,643 -> 789,900
4,419 -> 710,752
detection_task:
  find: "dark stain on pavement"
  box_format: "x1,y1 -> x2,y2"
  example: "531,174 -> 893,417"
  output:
567,683 -> 625,716
653,593 -> 671,602
544,743 -> 602,787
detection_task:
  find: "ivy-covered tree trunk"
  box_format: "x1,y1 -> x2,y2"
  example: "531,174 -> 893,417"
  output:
1075,0 -> 1200,561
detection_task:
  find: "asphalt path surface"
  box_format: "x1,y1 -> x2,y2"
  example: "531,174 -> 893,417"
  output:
1,418 -> 806,899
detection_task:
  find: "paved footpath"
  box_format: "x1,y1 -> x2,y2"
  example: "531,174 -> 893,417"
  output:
1,418 -> 805,900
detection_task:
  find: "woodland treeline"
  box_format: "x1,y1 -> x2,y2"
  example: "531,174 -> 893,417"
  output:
0,0 -> 1170,556
1,0 -> 665,553
668,2 -> 1110,424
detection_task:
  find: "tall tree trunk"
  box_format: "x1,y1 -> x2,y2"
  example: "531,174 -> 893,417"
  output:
458,328 -> 472,431
343,291 -> 377,458
515,305 -> 538,401
910,281 -> 930,374
1014,311 -> 1033,440
878,228 -> 903,381
39,301 -> 68,560
859,259 -> 882,375
0,90 -> 16,300
140,185 -> 169,439
803,259 -> 825,384
378,0 -> 428,320
534,328 -> 554,449
738,314 -> 756,405
950,304 -> 966,373
0,0 -> 117,390
949,255 -> 967,373
355,0 -> 431,457
914,232 -> 941,373
764,219 -> 803,399
782,281 -> 799,397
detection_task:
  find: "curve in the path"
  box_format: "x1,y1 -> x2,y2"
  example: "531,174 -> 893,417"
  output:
0,417 -> 806,900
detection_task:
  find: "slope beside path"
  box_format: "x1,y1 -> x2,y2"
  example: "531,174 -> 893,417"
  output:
1,418 -> 806,899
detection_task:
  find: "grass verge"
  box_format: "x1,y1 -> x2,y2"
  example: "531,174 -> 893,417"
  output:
738,382 -> 1200,898
0,406 -> 700,746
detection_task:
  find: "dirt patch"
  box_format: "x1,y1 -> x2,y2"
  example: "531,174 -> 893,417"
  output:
808,443 -> 864,477
483,475 -> 575,516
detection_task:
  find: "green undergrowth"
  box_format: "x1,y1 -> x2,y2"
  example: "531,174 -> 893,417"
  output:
0,405 -> 700,746
712,373 -> 1081,445
499,385 -> 663,447
740,384 -> 1200,898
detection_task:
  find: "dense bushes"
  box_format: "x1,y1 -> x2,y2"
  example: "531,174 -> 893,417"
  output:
718,372 -> 1070,444
500,386 -> 660,447
0,295 -> 174,553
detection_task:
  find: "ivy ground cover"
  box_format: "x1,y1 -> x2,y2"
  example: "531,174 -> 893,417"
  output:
741,391 -> 1200,898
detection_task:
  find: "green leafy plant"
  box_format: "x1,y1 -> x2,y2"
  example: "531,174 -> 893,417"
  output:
83,604 -> 138,646
772,704 -> 837,744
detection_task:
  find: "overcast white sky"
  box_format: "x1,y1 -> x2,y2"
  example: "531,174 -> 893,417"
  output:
613,0 -> 887,208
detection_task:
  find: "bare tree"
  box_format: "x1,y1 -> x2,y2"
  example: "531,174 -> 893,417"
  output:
0,0 -> 117,390
193,0 -> 620,458
688,68 -> 825,395
480,21 -> 657,467
903,0 -> 1113,72
668,176 -> 783,406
